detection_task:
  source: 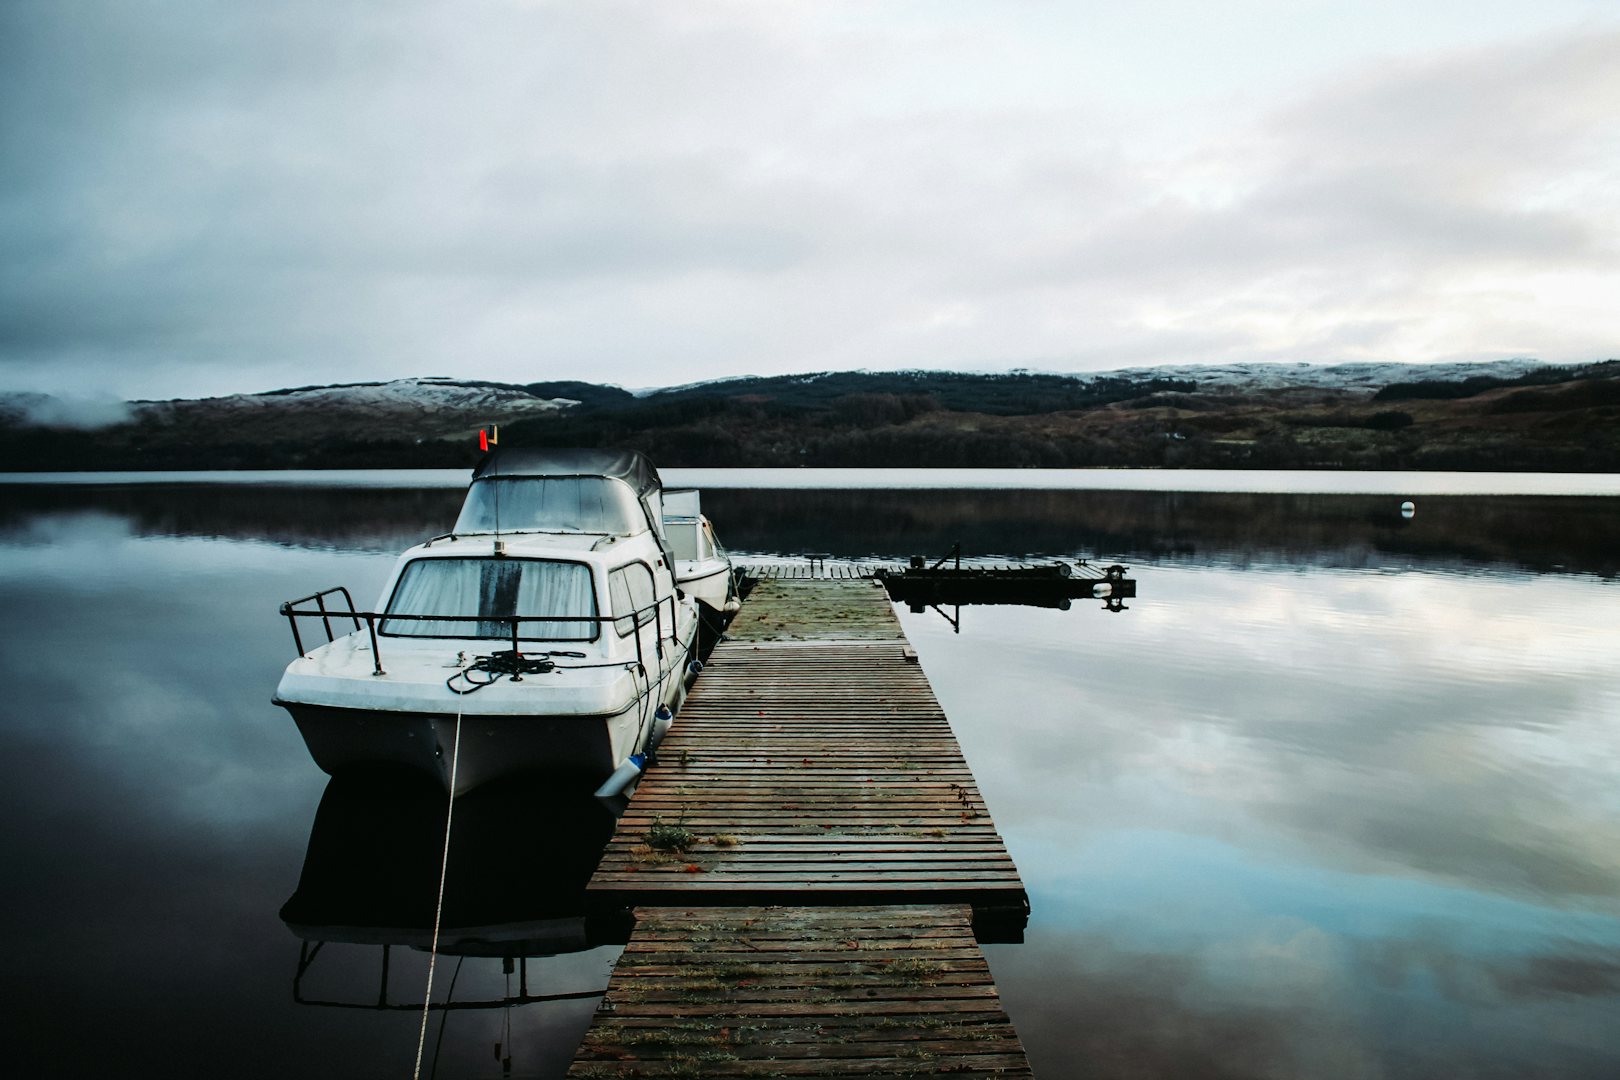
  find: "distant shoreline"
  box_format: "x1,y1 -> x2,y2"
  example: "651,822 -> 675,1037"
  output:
6,467 -> 1620,497
6,364 -> 1619,475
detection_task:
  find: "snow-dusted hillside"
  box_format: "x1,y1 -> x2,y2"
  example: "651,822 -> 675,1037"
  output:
638,359 -> 1557,399
1,361 -> 1572,437
1078,358 -> 1550,392
137,377 -> 577,418
5,361 -> 1617,471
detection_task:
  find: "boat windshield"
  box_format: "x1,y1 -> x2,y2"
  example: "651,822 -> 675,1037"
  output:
380,557 -> 598,640
454,477 -> 647,535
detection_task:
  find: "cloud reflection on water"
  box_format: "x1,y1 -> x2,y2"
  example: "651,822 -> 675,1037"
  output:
3,484 -> 1618,1077
907,563 -> 1620,1077
913,567 -> 1620,906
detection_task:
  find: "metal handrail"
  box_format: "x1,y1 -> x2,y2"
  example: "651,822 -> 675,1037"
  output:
279,587 -> 362,657
280,591 -> 681,678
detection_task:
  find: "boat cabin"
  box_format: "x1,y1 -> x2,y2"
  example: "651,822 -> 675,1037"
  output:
661,488 -> 726,565
350,450 -> 686,653
453,448 -> 668,542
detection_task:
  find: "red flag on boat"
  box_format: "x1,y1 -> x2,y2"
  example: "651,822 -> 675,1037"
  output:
479,425 -> 499,452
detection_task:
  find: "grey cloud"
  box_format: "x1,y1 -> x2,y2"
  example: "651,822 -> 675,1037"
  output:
2,4 -> 1617,395
978,29 -> 1620,363
1242,30 -> 1620,265
2,1 -> 867,393
1271,30 -> 1620,181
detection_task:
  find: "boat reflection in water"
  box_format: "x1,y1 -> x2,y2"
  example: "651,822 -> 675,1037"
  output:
281,774 -> 620,1020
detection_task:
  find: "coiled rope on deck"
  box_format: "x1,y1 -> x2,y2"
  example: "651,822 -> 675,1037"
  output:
445,649 -> 587,695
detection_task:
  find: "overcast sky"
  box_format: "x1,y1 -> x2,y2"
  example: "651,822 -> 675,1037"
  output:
2,1 -> 1618,400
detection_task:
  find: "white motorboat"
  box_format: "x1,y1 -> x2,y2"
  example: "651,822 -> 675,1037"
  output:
274,449 -> 701,795
662,487 -> 741,622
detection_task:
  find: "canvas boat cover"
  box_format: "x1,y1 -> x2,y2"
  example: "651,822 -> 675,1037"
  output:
472,448 -> 662,496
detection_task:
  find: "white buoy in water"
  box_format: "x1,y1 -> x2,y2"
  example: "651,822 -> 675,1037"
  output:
1092,581 -> 1113,599
1400,500 -> 1416,520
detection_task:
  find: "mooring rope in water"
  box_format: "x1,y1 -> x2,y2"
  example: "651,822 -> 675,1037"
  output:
412,706 -> 463,1080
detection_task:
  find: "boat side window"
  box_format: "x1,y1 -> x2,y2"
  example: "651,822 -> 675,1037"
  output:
381,557 -> 598,641
608,563 -> 657,636
666,522 -> 700,561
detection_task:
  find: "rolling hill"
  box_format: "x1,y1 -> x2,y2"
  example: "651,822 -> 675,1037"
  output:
2,360 -> 1616,471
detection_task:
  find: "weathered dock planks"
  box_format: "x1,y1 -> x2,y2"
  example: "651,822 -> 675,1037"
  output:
574,579 -> 1031,1076
568,905 -> 1032,1079
587,580 -> 1027,930
744,563 -> 877,581
725,576 -> 904,641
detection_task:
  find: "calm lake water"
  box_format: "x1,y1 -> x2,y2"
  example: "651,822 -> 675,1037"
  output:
2,473 -> 1618,1079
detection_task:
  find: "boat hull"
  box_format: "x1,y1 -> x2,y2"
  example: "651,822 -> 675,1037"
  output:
278,702 -> 643,795
275,600 -> 702,794
676,560 -> 738,615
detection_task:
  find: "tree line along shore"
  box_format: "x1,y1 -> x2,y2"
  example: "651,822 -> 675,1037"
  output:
2,364 -> 1617,472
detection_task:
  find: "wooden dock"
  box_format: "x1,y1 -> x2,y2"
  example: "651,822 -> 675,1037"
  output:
570,905 -> 1031,1078
572,578 -> 1030,1076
